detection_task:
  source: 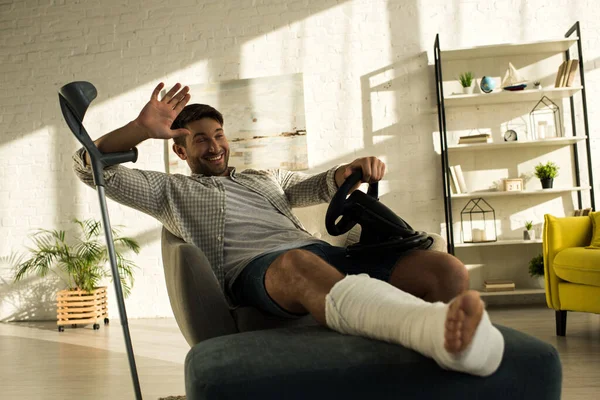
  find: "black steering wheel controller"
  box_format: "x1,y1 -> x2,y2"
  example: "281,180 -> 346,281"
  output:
325,170 -> 432,257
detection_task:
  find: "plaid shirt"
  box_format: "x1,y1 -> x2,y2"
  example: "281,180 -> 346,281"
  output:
72,148 -> 340,289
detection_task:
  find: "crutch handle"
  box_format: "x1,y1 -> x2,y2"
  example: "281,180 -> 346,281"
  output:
58,81 -> 138,187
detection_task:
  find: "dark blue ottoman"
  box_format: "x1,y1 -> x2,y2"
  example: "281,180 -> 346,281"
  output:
184,325 -> 561,399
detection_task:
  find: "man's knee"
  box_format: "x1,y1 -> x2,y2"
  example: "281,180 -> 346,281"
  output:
437,252 -> 469,294
268,249 -> 319,284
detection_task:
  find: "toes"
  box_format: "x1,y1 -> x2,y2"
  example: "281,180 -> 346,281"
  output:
445,319 -> 463,332
444,337 -> 463,352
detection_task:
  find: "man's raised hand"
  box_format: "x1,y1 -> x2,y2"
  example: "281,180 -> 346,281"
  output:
134,82 -> 191,140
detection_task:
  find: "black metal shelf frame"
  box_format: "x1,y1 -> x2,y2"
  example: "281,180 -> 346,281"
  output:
434,21 -> 595,255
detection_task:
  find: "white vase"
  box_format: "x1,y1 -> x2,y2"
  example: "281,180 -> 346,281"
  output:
536,276 -> 545,289
463,85 -> 474,94
523,230 -> 536,240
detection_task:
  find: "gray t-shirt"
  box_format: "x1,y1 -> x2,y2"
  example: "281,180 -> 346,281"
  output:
220,177 -> 325,285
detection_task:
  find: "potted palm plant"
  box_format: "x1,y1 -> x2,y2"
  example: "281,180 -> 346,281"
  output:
528,254 -> 545,289
534,161 -> 559,189
459,71 -> 475,94
12,218 -> 140,331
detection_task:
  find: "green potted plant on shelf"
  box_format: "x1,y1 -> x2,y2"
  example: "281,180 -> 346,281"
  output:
458,71 -> 474,94
11,218 -> 140,331
523,220 -> 535,240
528,254 -> 545,289
534,161 -> 559,189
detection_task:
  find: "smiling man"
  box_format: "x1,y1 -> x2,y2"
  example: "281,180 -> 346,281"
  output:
73,82 -> 504,377
171,106 -> 230,176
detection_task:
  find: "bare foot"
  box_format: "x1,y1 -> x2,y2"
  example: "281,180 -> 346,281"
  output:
444,290 -> 484,354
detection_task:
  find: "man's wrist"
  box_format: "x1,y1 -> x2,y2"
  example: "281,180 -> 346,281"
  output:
334,164 -> 349,188
128,119 -> 151,141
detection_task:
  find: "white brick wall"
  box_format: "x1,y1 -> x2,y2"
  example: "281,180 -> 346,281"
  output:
1,0 -> 599,320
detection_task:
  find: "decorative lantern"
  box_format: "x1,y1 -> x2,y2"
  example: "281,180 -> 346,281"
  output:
529,96 -> 563,139
460,198 -> 497,243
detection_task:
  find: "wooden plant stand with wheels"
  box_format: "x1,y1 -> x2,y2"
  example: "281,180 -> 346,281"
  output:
57,287 -> 109,332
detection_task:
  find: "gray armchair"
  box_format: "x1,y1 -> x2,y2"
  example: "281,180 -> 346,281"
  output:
161,227 -> 318,347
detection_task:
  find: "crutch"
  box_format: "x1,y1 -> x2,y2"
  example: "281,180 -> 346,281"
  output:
58,81 -> 143,400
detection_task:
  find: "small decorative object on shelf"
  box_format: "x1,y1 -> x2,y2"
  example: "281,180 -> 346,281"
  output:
530,96 -> 563,139
460,198 -> 498,243
528,254 -> 545,289
503,116 -> 528,141
503,130 -> 518,142
534,81 -> 542,90
534,161 -> 559,189
501,62 -> 527,91
458,71 -> 474,94
523,220 -> 535,240
503,178 -> 523,191
479,76 -> 496,93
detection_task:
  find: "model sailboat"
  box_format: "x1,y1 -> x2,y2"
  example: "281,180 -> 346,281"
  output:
502,62 -> 527,91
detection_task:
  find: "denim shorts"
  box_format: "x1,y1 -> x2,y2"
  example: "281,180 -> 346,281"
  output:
229,242 -> 406,319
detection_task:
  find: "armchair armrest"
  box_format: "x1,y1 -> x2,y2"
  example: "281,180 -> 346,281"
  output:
161,227 -> 238,347
543,214 -> 593,309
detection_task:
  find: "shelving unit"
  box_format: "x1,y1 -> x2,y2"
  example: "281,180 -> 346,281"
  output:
451,186 -> 590,199
480,289 -> 545,297
440,38 -> 578,61
444,86 -> 582,107
456,239 -> 543,248
448,136 -> 587,152
433,22 -> 595,298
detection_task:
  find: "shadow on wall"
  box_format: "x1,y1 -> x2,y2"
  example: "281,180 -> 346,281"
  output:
0,274 -> 62,322
357,52 -> 444,230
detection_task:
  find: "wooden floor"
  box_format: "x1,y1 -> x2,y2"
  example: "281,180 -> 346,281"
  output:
1,305 -> 599,400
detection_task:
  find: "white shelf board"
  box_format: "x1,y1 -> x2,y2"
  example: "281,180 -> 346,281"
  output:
456,239 -> 542,248
440,38 -> 578,61
451,186 -> 590,199
444,86 -> 582,107
479,288 -> 545,297
448,136 -> 587,152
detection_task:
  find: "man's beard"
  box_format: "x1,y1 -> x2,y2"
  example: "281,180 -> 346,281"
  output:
190,152 -> 229,176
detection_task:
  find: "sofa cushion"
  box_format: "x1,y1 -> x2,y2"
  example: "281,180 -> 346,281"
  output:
554,247 -> 600,287
185,325 -> 561,400
588,211 -> 600,249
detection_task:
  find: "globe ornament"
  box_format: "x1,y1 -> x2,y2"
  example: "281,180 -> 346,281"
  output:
480,76 -> 496,93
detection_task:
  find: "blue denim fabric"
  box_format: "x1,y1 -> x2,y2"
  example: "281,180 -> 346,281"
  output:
230,242 -> 402,318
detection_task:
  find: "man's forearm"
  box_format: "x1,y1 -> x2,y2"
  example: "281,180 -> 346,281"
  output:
84,120 -> 150,165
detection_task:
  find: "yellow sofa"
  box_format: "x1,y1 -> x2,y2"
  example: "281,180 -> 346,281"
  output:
543,214 -> 600,336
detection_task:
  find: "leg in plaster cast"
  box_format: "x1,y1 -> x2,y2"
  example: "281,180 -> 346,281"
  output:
325,275 -> 504,377
265,249 -> 504,377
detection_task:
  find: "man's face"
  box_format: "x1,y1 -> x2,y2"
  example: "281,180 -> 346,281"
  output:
173,118 -> 230,176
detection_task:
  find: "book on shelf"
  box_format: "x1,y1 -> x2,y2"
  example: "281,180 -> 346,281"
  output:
453,165 -> 468,193
565,59 -> 579,87
554,61 -> 565,87
484,280 -> 516,292
447,167 -> 459,194
560,60 -> 571,87
554,59 -> 579,88
458,133 -> 492,144
449,166 -> 461,194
